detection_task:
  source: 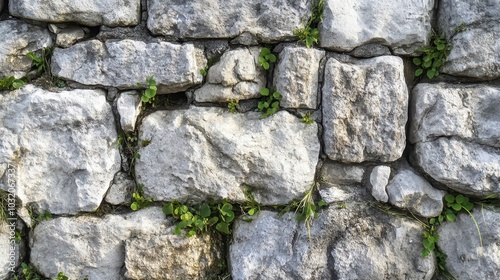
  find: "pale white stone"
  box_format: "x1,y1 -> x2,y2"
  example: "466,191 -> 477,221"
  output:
369,166 -> 391,203
117,91 -> 141,132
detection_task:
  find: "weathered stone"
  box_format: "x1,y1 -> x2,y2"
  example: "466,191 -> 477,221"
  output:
410,83 -> 500,148
30,207 -> 171,279
124,230 -> 224,279
0,20 -> 52,78
117,91 -> 141,132
350,43 -> 392,58
230,207 -> 435,279
273,46 -> 325,109
136,107 -> 320,205
0,85 -> 120,215
438,207 -> 500,280
369,166 -> 391,203
194,48 -> 265,102
322,56 -> 408,162
105,172 -> 134,205
387,169 -> 445,218
56,27 -> 86,48
319,161 -> 366,204
413,138 -> 500,197
51,40 -> 205,93
320,0 -> 434,55
9,0 -> 140,27
147,0 -> 311,42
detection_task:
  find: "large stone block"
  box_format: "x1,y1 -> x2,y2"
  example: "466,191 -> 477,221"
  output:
320,0 -> 434,55
51,40 -> 205,93
9,0 -> 140,27
135,107 -> 320,205
322,56 -> 408,163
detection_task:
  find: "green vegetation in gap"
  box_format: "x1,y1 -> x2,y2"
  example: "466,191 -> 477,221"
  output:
258,48 -> 276,70
163,199 -> 236,236
227,99 -> 239,113
137,76 -> 157,105
27,205 -> 52,228
15,263 -> 71,280
257,87 -> 282,118
27,48 -> 52,76
301,112 -> 315,124
130,184 -> 153,211
413,33 -> 451,79
115,132 -> 141,169
0,191 -> 8,223
200,57 -> 220,77
294,0 -> 324,48
0,76 -> 25,91
241,189 -> 260,222
200,65 -> 209,77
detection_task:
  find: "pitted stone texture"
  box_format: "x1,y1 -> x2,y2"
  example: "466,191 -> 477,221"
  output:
9,0 -> 140,27
273,46 -> 325,109
56,27 -> 86,48
136,107 -> 320,205
125,230 -> 224,279
413,138 -> 500,197
319,161 -> 366,203
117,91 -> 141,132
369,166 -> 390,203
322,56 -> 408,163
410,83 -> 500,148
105,172 -> 134,205
386,169 -> 445,218
147,0 -> 311,42
31,208 -> 171,280
320,0 -> 434,55
194,48 -> 265,102
51,40 -> 205,93
438,207 -> 500,280
0,85 -> 120,215
0,20 -> 52,78
230,208 -> 435,280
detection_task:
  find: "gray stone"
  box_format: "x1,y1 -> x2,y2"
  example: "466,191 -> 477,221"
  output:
273,46 -> 325,109
30,207 -> 171,279
136,107 -> 320,205
56,27 -> 86,48
350,43 -> 392,58
0,85 -> 120,215
230,207 -> 435,280
105,172 -> 134,205
322,56 -> 408,163
194,48 -> 265,102
413,138 -> 500,197
147,0 -> 311,42
230,32 -> 259,46
0,20 -> 52,78
319,161 -> 367,204
319,0 -> 434,55
369,166 -> 391,203
387,170 -> 445,218
410,83 -> 500,148
9,0 -> 140,27
438,207 -> 500,280
124,230 -> 224,279
117,91 -> 142,132
51,40 -> 205,93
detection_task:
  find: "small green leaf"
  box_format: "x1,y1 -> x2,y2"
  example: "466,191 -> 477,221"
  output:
262,62 -> 270,70
208,216 -> 219,225
446,212 -> 456,222
260,88 -> 270,96
173,226 -> 182,235
437,44 -> 445,50
261,48 -> 271,55
248,208 -> 256,216
216,222 -> 231,234
427,69 -> 436,79
423,60 -> 432,68
415,68 -> 424,76
455,194 -> 465,204
267,54 -> 276,62
452,204 -> 462,211
413,58 -> 422,66
141,95 -> 149,103
186,230 -> 197,237
199,204 -> 211,218
429,218 -> 436,225
464,202 -> 473,211
271,101 -> 279,108
445,194 -> 455,203
177,220 -> 188,229
318,200 -> 327,207
263,102 -> 269,108
273,91 -> 281,99
162,203 -> 173,215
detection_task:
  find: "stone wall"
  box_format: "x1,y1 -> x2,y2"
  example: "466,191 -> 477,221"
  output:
1,0 -> 499,279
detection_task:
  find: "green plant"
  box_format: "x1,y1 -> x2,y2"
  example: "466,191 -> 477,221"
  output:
163,199 -> 235,236
14,231 -> 22,243
453,23 -> 467,34
137,76 -> 157,105
0,191 -> 7,223
227,99 -> 239,113
53,272 -> 69,280
18,263 -> 43,280
301,112 -> 314,124
27,48 -> 52,76
294,0 -> 324,48
37,210 -> 52,222
130,184 -> 153,211
258,48 -> 276,70
241,189 -> 260,222
413,33 -> 451,79
200,65 -> 209,76
257,87 -> 282,118
0,76 -> 25,90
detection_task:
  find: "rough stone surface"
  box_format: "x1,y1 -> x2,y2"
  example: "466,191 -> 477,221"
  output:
51,40 -> 205,93
273,46 -> 325,109
319,161 -> 366,203
136,107 -> 320,205
413,138 -> 500,197
124,229 -> 224,279
369,166 -> 390,203
320,0 -> 434,55
387,169 -> 445,218
410,83 -> 500,148
0,85 -> 120,215
322,56 -> 408,162
117,91 -> 141,132
0,20 -> 52,78
56,27 -> 86,48
230,207 -> 435,280
194,48 -> 265,102
147,0 -> 311,42
438,207 -> 500,280
105,172 -> 134,205
9,0 -> 141,27
30,208 -> 171,279
350,43 -> 392,58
